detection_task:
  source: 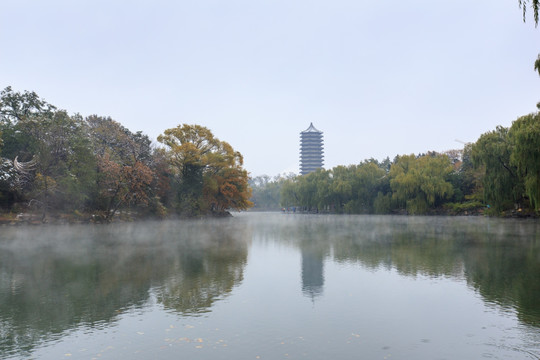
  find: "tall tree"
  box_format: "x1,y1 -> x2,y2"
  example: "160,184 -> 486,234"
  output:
0,86 -> 57,161
509,112 -> 540,211
157,124 -> 252,216
471,126 -> 523,212
346,161 -> 388,213
21,111 -> 97,216
0,88 -> 97,216
87,115 -> 155,221
389,154 -> 454,214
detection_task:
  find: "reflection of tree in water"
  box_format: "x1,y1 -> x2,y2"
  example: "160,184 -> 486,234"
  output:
249,214 -> 540,328
462,235 -> 540,328
156,230 -> 248,315
0,229 -> 153,358
0,219 -> 249,358
328,216 -> 540,328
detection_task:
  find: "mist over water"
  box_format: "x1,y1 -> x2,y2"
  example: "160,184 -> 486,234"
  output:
1,213 -> 539,359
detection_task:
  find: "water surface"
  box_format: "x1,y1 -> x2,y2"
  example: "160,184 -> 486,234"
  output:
1,213 -> 539,359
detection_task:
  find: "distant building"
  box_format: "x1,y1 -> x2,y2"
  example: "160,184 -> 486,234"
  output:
299,123 -> 324,175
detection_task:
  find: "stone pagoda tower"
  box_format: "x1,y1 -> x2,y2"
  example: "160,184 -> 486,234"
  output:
299,123 -> 324,175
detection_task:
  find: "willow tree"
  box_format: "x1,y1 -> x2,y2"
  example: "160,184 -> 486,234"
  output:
509,113 -> 540,211
389,154 -> 454,214
519,0 -> 539,26
471,126 -> 522,212
157,124 -> 252,216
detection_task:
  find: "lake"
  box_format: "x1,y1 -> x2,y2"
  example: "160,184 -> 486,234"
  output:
1,212 -> 539,359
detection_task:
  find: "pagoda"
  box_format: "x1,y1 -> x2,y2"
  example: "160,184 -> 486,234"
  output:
300,123 -> 324,175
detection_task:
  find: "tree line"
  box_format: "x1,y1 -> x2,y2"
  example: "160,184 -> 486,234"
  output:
250,111 -> 540,216
253,0 -> 540,217
0,87 -> 252,222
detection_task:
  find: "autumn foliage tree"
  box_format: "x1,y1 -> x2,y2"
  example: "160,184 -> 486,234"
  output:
87,116 -> 156,221
96,154 -> 153,221
158,124 -> 252,216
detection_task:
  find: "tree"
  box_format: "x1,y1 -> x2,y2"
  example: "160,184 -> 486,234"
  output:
389,154 -> 454,214
519,0 -> 540,26
250,175 -> 278,210
96,153 -> 153,221
87,116 -> 155,220
345,161 -> 388,214
471,126 -> 523,212
535,54 -> 540,109
248,174 -> 295,210
0,87 -> 57,162
1,88 -> 99,216
157,124 -> 252,216
329,166 -> 353,213
509,112 -> 540,211
204,166 -> 252,212
292,169 -> 330,212
0,87 -> 56,124
86,115 -> 152,164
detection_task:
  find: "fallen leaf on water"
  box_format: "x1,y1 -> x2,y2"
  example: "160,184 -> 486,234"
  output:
64,354 -> 72,357
195,345 -> 203,349
195,338 -> 203,343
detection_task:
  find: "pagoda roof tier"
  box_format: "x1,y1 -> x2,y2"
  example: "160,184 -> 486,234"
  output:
300,123 -> 323,134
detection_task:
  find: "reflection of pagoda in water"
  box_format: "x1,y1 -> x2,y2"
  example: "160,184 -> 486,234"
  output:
301,250 -> 324,300
299,123 -> 324,175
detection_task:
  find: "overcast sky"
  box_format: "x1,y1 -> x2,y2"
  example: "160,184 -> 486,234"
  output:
1,0 -> 539,176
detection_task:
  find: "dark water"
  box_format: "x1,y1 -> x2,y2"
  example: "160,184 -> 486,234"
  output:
1,213 -> 540,359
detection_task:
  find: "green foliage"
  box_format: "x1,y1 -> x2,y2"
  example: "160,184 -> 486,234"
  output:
250,174 -> 294,210
509,113 -> 540,211
0,88 -> 101,216
26,111 -> 98,212
279,160 -> 391,214
4,85 -> 540,220
373,192 -> 392,214
444,201 -> 485,215
389,154 -> 454,214
280,178 -> 299,208
471,126 -> 522,212
519,0 -> 540,26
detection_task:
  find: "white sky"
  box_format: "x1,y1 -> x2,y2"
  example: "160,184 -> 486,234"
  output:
1,0 -> 539,177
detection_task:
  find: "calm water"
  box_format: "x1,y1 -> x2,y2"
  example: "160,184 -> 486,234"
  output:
1,213 -> 540,359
